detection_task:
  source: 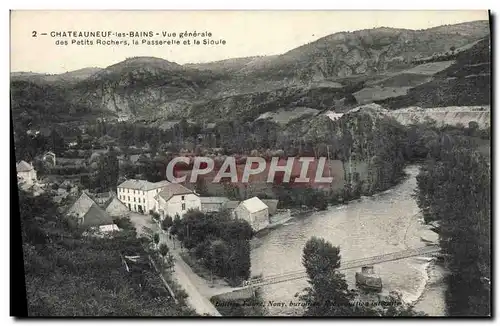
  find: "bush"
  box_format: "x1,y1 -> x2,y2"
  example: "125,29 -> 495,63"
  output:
161,215 -> 173,231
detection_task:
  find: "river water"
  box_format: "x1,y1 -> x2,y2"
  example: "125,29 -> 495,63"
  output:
250,165 -> 446,316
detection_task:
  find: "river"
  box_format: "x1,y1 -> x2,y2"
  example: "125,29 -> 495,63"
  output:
250,165 -> 446,316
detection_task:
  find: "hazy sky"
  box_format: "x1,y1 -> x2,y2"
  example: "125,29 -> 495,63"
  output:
10,10 -> 489,74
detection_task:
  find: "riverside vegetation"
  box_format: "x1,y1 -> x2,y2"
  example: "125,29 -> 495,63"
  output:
415,124 -> 490,316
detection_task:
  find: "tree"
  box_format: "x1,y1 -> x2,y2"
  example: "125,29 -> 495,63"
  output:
195,177 -> 209,196
416,146 -> 490,316
170,214 -> 181,236
344,93 -> 358,106
161,215 -> 173,231
298,237 -> 354,316
151,212 -> 160,223
153,233 -> 160,249
298,237 -> 425,316
49,129 -> 66,154
159,243 -> 169,262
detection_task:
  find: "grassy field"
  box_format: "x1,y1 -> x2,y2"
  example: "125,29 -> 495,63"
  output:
374,73 -> 433,88
402,61 -> 455,75
256,107 -> 320,125
354,86 -> 412,104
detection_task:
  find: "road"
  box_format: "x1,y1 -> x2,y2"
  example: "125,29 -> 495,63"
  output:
159,231 -> 222,316
127,212 -> 222,316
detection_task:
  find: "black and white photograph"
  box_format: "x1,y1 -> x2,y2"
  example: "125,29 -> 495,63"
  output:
9,10 -> 491,317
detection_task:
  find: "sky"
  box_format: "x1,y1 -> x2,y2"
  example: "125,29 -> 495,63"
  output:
10,10 -> 489,74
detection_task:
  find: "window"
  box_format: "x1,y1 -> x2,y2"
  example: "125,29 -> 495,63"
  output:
134,204 -> 136,210
143,198 -> 146,203
134,197 -> 136,202
127,189 -> 129,194
128,196 -> 130,201
181,195 -> 185,200
182,203 -> 186,211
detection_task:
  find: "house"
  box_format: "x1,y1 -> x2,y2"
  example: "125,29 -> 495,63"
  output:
66,191 -> 98,221
81,203 -> 116,229
66,192 -> 119,232
16,161 -> 37,185
117,179 -> 171,214
105,195 -> 130,218
200,197 -> 229,213
155,183 -> 201,219
42,151 -> 56,166
234,197 -> 269,232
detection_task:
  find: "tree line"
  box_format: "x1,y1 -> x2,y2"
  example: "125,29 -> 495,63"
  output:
415,128 -> 490,316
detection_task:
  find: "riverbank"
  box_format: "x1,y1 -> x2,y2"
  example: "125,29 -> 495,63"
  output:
413,259 -> 447,316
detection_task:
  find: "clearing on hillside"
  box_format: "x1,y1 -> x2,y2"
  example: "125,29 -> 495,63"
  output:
402,61 -> 455,75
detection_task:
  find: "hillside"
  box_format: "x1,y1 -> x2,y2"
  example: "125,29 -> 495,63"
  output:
67,57 -> 229,119
11,67 -> 102,84
376,37 -> 491,108
234,21 -> 489,82
10,20 -> 490,124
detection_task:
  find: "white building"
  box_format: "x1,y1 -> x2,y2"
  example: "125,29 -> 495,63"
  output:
155,183 -> 201,219
234,197 -> 269,232
16,160 -> 37,185
200,197 -> 229,213
117,179 -> 170,214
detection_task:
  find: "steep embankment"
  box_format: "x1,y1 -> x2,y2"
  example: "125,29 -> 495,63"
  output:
389,106 -> 490,129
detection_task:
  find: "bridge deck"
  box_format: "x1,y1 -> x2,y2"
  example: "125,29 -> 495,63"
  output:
243,245 -> 440,289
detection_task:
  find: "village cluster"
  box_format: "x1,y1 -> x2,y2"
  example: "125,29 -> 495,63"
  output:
16,156 -> 280,234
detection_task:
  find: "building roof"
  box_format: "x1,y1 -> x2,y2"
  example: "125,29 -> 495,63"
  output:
117,179 -> 171,191
239,197 -> 268,214
157,183 -> 195,202
82,203 -> 114,227
16,160 -> 33,172
223,200 -> 240,210
105,196 -> 130,217
66,192 -> 96,218
200,197 -> 230,204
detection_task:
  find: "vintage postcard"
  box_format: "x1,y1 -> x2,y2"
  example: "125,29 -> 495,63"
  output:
10,10 -> 491,317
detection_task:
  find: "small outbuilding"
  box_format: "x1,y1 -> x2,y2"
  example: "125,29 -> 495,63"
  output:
234,197 -> 269,232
